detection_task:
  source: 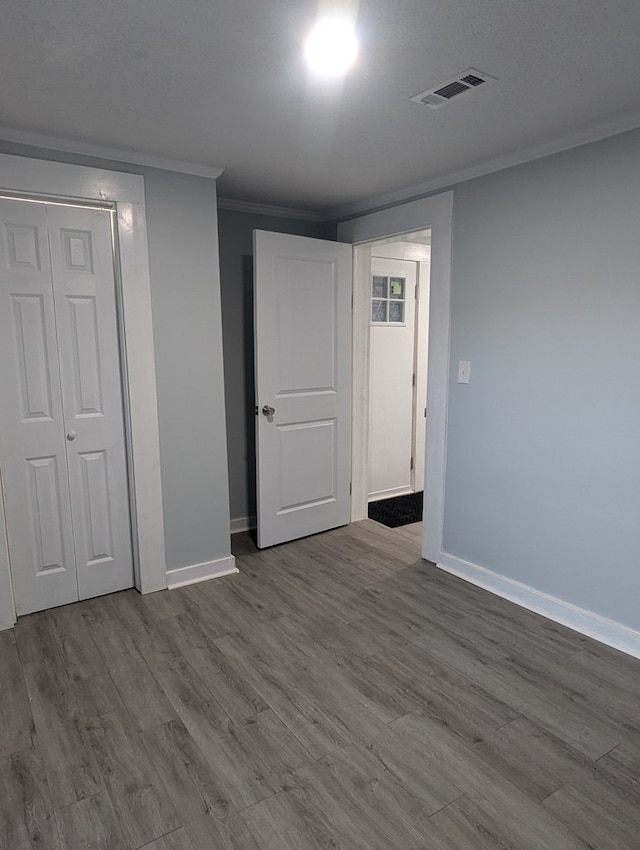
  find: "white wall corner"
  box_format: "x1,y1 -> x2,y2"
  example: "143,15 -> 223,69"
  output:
437,552 -> 640,661
166,554 -> 238,590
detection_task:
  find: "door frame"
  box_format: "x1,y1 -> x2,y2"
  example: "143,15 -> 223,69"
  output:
0,153 -> 166,630
338,191 -> 453,564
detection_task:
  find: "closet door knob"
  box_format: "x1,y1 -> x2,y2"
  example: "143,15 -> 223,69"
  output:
262,405 -> 276,417
66,431 -> 77,441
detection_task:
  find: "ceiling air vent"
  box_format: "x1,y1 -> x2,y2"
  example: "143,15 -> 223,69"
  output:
411,68 -> 497,108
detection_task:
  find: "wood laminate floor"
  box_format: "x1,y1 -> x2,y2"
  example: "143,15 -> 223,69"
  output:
1,520 -> 639,849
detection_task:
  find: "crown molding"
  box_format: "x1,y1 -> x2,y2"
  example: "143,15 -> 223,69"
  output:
0,125 -> 225,179
326,108 -> 640,222
6,106 -> 639,220
217,197 -> 325,222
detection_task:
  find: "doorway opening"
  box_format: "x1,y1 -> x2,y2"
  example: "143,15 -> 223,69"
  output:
367,231 -> 431,508
351,228 -> 432,528
244,189 -> 452,560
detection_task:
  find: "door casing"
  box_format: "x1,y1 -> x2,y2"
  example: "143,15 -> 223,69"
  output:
338,191 -> 453,565
0,153 -> 166,630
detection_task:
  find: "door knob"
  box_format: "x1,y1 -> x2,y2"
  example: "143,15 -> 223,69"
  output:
262,405 -> 276,417
66,431 -> 77,441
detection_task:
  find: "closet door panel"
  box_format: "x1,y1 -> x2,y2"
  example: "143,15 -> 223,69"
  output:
48,206 -> 133,600
0,199 -> 78,615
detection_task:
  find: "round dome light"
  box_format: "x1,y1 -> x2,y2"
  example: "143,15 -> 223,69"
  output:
304,18 -> 358,79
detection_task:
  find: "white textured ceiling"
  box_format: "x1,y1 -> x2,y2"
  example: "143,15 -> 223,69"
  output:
2,0 -> 640,213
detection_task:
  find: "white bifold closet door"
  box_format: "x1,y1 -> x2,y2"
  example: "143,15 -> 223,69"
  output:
0,198 -> 133,616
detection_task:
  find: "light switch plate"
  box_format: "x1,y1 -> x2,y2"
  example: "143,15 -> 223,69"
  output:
457,360 -> 471,384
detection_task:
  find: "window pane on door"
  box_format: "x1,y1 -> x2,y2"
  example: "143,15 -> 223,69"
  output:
389,277 -> 405,299
388,301 -> 404,323
372,276 -> 388,298
372,300 -> 387,322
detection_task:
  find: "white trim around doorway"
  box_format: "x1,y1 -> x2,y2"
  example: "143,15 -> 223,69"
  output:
337,191 -> 454,565
0,153 -> 167,631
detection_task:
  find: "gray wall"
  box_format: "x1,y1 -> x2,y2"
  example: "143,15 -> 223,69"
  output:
444,128 -> 640,630
7,126 -> 640,633
217,209 -> 325,522
0,140 -> 231,571
143,172 -> 230,569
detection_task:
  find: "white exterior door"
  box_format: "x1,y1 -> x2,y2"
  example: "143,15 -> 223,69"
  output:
0,198 -> 133,616
254,231 -> 352,548
368,257 -> 417,500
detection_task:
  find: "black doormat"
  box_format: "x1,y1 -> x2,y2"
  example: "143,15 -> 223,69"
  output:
368,491 -> 423,528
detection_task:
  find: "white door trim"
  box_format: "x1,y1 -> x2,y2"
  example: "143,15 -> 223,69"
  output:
349,242 -> 372,521
412,258 -> 431,494
338,191 -> 454,564
0,153 -> 166,630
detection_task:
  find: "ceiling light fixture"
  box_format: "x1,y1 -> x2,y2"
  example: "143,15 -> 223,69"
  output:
304,18 -> 358,79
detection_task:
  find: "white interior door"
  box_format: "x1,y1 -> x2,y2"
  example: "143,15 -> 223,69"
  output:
254,231 -> 352,548
368,257 -> 417,500
0,198 -> 133,616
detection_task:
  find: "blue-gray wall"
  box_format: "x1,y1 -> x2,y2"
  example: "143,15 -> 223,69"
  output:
143,172 -> 230,570
0,140 -> 231,572
444,128 -> 640,630
6,126 -> 640,634
217,209 -> 325,523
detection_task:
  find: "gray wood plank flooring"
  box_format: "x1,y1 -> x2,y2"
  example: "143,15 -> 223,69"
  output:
2,519 -> 640,848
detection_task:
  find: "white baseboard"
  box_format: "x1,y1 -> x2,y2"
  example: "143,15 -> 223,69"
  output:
230,515 -> 256,534
166,555 -> 238,590
368,487 -> 414,503
437,552 -> 640,661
